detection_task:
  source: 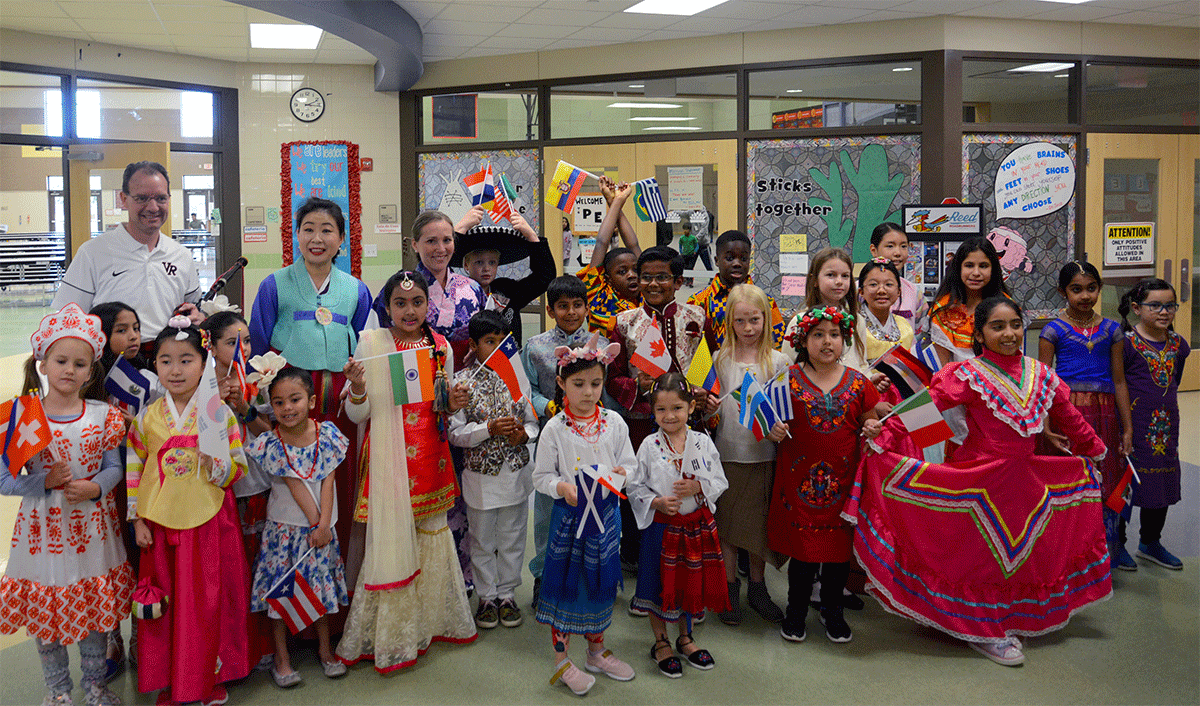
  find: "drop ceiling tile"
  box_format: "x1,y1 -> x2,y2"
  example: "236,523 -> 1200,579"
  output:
475,34 -> 551,50
588,11 -> 677,29
428,19 -> 510,35
56,2 -> 154,19
1155,13 -> 1200,26
89,33 -> 175,48
509,7 -> 611,26
163,20 -> 247,37
151,3 -> 245,23
70,17 -> 158,34
0,16 -> 78,32
814,0 -> 912,8
501,22 -> 580,39
1028,5 -> 1137,21
0,3 -> 69,18
954,0 -> 1054,18
562,25 -> 650,42
171,35 -> 248,49
851,8 -> 927,23
433,3 -> 535,22
663,16 -> 764,32
694,1 -> 802,20
423,32 -> 489,49
1096,9 -> 1193,23
1087,0 -> 1195,9
895,0 -> 996,13
543,36 -> 616,52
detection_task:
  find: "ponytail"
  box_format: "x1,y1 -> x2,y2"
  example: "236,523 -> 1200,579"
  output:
1119,278 -> 1175,332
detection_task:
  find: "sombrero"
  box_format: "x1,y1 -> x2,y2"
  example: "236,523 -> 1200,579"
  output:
450,225 -> 533,268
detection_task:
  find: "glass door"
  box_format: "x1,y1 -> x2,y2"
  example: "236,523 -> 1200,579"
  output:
1085,133 -> 1196,391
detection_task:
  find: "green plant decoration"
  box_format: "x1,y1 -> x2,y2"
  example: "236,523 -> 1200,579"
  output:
808,144 -> 904,261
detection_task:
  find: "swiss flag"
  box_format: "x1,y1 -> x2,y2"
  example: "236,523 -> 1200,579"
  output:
630,319 -> 671,379
1,394 -> 52,477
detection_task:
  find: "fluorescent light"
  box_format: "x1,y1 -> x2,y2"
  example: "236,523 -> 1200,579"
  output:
1008,62 -> 1074,73
643,126 -> 702,131
629,116 -> 696,121
625,0 -> 730,16
786,89 -> 804,93
629,84 -> 645,88
1037,0 -> 1092,4
250,23 -> 323,50
892,67 -> 913,72
607,102 -> 682,109
1054,73 -> 1071,78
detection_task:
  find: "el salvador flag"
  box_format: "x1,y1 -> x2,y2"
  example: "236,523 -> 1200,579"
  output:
104,356 -> 150,414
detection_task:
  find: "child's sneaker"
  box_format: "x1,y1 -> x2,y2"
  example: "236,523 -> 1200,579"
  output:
42,692 -> 74,706
551,660 -> 595,696
498,599 -> 523,627
474,600 -> 499,629
819,605 -> 853,643
84,684 -> 122,706
1137,541 -> 1183,570
968,638 -> 1025,666
1111,544 -> 1138,572
780,618 -> 806,643
585,648 -> 635,681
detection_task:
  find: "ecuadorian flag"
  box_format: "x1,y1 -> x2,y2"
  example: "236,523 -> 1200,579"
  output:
545,160 -> 588,212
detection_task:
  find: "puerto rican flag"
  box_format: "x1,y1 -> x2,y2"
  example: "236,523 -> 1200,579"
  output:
265,550 -> 326,634
1,394 -> 52,477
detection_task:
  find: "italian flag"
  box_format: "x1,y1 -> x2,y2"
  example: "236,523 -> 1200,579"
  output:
890,388 -> 954,448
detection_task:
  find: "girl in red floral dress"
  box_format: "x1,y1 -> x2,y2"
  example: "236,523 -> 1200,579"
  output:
1,304 -> 132,706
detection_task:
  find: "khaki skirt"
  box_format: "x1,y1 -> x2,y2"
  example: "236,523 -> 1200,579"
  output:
714,460 -> 782,568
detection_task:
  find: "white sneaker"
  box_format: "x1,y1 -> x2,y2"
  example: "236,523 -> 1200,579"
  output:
968,638 -> 1025,666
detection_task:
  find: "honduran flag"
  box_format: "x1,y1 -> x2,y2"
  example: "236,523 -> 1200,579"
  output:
633,178 -> 668,222
463,163 -> 495,209
480,334 -> 531,404
870,344 -> 935,399
492,172 -> 519,224
265,551 -> 326,635
389,347 -> 435,406
890,388 -> 954,448
684,335 -> 720,394
738,371 -> 780,441
545,161 -> 589,212
1,394 -> 52,477
105,356 -> 151,415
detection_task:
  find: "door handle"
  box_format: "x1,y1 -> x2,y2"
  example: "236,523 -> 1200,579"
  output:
1182,258 -> 1191,303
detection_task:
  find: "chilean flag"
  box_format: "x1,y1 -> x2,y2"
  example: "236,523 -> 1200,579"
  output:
265,549 -> 326,634
479,334 -> 531,404
1,394 -> 52,477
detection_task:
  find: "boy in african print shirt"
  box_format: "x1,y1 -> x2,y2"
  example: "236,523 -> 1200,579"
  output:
576,177 -> 642,333
688,230 -> 786,350
449,311 -> 539,629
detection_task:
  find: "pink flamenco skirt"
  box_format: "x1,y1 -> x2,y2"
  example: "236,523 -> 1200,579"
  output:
1067,391 -> 1123,500
137,490 -> 251,702
847,446 -> 1111,644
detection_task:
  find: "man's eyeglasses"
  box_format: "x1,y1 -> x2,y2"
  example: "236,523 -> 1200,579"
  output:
127,194 -> 169,205
1140,301 -> 1179,314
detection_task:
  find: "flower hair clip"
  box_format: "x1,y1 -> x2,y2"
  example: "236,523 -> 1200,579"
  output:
199,330 -> 212,350
554,332 -> 620,369
246,351 -> 288,388
167,314 -> 192,341
870,256 -> 892,265
199,294 -> 242,317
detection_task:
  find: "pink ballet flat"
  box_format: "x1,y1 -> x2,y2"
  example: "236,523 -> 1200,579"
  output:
585,648 -> 635,681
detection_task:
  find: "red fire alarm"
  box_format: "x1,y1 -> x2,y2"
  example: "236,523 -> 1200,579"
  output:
360,158 -> 373,172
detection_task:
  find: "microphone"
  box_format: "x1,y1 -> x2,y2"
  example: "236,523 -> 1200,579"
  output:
201,257 -> 249,302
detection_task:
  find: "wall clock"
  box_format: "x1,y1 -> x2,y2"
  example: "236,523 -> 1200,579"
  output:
291,87 -> 325,123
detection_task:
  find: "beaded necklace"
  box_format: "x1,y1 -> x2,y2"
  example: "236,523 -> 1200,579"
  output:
563,404 -> 603,443
276,419 -> 319,480
863,307 -> 900,343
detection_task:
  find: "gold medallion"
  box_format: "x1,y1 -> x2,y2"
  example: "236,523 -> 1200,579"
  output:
315,306 -> 333,326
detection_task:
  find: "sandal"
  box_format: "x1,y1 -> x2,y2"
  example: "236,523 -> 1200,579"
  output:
675,633 -> 715,670
650,637 -> 682,679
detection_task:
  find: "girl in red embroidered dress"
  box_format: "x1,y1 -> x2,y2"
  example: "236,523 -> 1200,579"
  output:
1,304 -> 131,706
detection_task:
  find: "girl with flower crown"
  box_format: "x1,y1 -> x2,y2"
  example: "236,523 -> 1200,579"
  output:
770,307 -> 882,646
532,335 -> 637,696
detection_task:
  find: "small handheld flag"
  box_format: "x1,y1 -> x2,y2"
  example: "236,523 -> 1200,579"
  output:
389,347 -> 435,406
916,342 -> 942,373
545,161 -> 590,212
684,336 -> 720,394
492,172 -> 519,224
1,394 -> 52,477
870,344 -> 935,399
630,320 -> 672,379
265,548 -> 325,634
196,357 -> 232,483
574,464 -> 625,538
475,334 -> 531,404
633,178 -> 668,222
737,372 -> 780,441
105,356 -> 151,414
765,371 -> 793,422
463,163 -> 495,209
887,388 -> 954,448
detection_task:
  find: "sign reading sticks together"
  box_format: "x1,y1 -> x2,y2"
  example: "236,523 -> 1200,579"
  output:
994,142 -> 1075,220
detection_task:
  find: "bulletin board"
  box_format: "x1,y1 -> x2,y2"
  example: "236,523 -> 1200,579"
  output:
281,140 -> 361,278
962,134 -> 1077,320
746,136 -> 921,316
419,149 -> 541,281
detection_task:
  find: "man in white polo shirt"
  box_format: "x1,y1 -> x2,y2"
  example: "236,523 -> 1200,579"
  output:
52,161 -> 202,340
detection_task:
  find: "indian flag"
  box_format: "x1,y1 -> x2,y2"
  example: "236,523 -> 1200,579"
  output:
389,347 -> 435,406
890,388 -> 954,448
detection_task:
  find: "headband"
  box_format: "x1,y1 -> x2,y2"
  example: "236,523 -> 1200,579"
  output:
554,332 -> 620,370
31,303 -> 105,361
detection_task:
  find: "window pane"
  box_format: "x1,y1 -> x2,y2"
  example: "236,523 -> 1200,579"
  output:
748,61 -> 920,130
1086,63 -> 1199,127
1099,158 -> 1159,323
963,59 -> 1075,124
76,78 -> 215,144
550,74 -> 736,139
0,70 -> 63,137
421,91 -> 537,144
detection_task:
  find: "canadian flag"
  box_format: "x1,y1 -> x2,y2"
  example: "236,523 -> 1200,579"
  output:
630,320 -> 672,379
